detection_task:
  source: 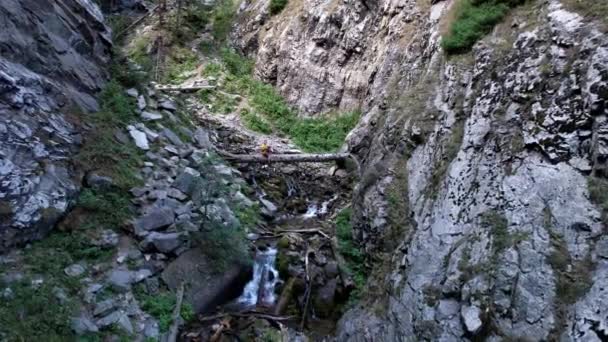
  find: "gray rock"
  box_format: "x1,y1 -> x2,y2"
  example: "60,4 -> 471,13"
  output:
168,188 -> 188,201
107,269 -> 133,292
132,208 -> 175,236
126,88 -> 139,97
141,232 -> 183,253
127,126 -> 150,150
137,95 -> 147,110
158,99 -> 177,112
193,128 -> 212,149
64,264 -> 86,277
162,128 -> 184,146
461,305 -> 483,334
173,167 -> 201,194
144,319 -> 160,339
2,287 -> 14,300
53,287 -> 68,305
161,248 -> 252,313
71,315 -> 99,335
141,111 -> 163,121
93,299 -> 117,317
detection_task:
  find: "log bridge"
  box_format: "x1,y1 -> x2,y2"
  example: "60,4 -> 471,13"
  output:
216,149 -> 350,164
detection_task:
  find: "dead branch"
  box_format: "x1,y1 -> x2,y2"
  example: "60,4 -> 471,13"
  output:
300,247 -> 313,330
199,311 -> 295,323
274,278 -> 296,316
167,282 -> 185,342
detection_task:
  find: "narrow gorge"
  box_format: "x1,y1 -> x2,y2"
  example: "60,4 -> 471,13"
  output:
0,0 -> 607,341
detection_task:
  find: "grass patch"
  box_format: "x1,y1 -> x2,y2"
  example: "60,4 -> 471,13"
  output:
76,80 -> 144,190
77,188 -> 134,228
0,279 -> 77,341
241,109 -> 273,134
335,208 -> 367,302
164,47 -> 199,84
212,0 -> 237,43
136,291 -> 195,332
442,0 -> 525,54
269,0 -> 288,15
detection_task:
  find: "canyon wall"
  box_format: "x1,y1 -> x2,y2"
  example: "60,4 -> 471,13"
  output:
233,0 -> 608,339
0,0 -> 111,251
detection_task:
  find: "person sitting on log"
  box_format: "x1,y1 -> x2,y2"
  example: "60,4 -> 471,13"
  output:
260,140 -> 271,159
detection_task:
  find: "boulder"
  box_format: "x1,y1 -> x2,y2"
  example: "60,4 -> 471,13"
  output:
461,305 -> 483,334
85,172 -> 114,189
162,128 -> 184,146
313,278 -> 338,318
173,167 -> 201,195
71,315 -> 99,335
161,248 -> 252,313
132,208 -> 174,236
140,232 -> 183,254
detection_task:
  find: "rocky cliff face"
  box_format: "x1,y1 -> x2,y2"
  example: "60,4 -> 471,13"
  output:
233,0 -> 608,340
0,0 -> 111,251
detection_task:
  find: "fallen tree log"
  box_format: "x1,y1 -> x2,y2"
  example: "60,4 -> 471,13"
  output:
199,311 -> 295,322
217,150 -> 350,164
156,85 -> 216,92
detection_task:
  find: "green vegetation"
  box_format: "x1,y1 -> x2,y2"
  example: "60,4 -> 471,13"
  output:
427,119 -> 465,198
269,0 -> 288,15
588,176 -> 608,227
164,47 -> 199,84
0,230 -> 115,340
335,208 -> 367,302
235,203 -> 262,228
200,50 -> 360,152
136,291 -> 195,332
442,0 -> 525,54
0,279 -> 76,341
78,188 -> 134,228
196,224 -> 250,271
77,80 -> 143,190
481,210 -> 528,259
212,0 -> 237,43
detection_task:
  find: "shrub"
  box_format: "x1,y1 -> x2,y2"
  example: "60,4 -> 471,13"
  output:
221,48 -> 254,77
212,0 -> 236,43
78,188 -> 134,228
138,292 -> 195,332
195,223 -> 251,272
290,111 -> 360,152
241,109 -> 273,134
442,0 -> 525,54
269,0 -> 288,15
335,208 -> 367,300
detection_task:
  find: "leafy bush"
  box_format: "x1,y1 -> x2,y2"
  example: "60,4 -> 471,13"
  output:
138,292 -> 195,332
196,224 -> 251,272
290,111 -> 360,152
221,48 -> 254,77
269,0 -> 288,15
78,188 -> 134,227
212,0 -> 236,43
442,0 -> 525,54
0,280 -> 76,341
241,109 -> 273,134
335,208 -> 367,300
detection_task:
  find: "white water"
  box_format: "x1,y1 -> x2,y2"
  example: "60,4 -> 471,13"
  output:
302,194 -> 338,219
237,247 -> 279,307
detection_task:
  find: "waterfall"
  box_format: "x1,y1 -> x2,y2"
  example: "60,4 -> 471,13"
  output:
237,247 -> 279,308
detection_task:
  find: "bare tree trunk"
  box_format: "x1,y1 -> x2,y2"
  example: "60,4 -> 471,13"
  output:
217,150 -> 350,164
175,0 -> 183,32
167,282 -> 185,342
